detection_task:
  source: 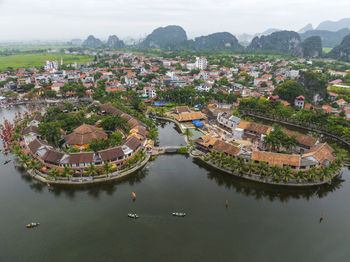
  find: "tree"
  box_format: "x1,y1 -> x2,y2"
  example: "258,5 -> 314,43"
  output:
84,164 -> 98,177
273,80 -> 305,104
184,128 -> 192,140
103,162 -> 114,176
49,168 -> 60,179
38,122 -> 61,147
62,166 -> 73,178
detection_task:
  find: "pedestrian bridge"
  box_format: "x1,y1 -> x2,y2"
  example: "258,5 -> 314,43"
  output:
153,146 -> 181,154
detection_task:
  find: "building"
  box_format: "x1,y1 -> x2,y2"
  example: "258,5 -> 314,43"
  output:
64,124 -> 108,148
294,96 -> 305,109
283,129 -> 319,153
195,57 -> 208,70
217,112 -> 241,131
194,135 -> 241,157
44,60 -> 58,71
174,112 -> 206,122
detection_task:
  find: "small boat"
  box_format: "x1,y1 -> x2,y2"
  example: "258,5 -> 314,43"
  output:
128,213 -> 139,219
3,160 -> 11,165
172,212 -> 186,217
26,222 -> 40,228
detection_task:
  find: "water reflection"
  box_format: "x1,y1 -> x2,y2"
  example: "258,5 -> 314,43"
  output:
193,158 -> 345,202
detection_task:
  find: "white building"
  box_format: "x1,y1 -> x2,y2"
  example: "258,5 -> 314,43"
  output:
143,86 -> 157,98
217,112 -> 241,130
44,60 -> 58,71
294,96 -> 305,109
195,57 -> 208,70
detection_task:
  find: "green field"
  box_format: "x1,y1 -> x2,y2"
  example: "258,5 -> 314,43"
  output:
323,48 -> 333,53
0,45 -> 71,52
0,53 -> 93,71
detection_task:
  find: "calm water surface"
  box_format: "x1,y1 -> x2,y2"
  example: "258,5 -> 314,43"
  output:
0,107 -> 350,262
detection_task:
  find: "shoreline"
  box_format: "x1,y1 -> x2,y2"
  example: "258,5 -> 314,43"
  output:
23,153 -> 151,185
191,152 -> 340,188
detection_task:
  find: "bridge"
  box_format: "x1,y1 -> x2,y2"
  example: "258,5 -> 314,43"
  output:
152,146 -> 182,155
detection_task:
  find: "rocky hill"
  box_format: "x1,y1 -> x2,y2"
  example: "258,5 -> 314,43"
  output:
328,34 -> 350,62
139,25 -> 188,50
299,28 -> 350,48
301,36 -> 322,58
106,35 -> 125,49
298,24 -> 313,34
298,71 -> 327,104
248,31 -> 302,56
193,32 -> 243,51
82,35 -> 104,48
316,18 -> 350,31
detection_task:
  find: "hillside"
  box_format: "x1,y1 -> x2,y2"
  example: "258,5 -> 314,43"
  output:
82,35 -> 104,49
301,36 -> 322,58
328,34 -> 350,62
139,25 -> 188,50
106,35 -> 125,49
299,28 -> 350,48
193,32 -> 243,51
248,31 -> 302,56
316,18 -> 350,31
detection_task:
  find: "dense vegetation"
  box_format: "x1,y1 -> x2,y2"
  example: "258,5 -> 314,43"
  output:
239,97 -> 350,140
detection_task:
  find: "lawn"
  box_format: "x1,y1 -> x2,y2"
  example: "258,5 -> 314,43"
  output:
323,48 -> 333,54
0,53 -> 93,71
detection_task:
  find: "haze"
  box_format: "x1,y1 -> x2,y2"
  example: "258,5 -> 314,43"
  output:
0,0 -> 349,41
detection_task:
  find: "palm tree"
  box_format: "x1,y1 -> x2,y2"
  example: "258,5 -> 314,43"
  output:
282,166 -> 294,182
257,162 -> 269,178
246,160 -> 255,176
62,166 -> 73,178
49,168 -> 60,180
296,171 -> 305,183
103,162 -> 114,176
270,165 -> 282,182
84,164 -> 98,177
27,159 -> 40,175
236,158 -> 245,176
18,154 -> 30,168
209,150 -> 219,163
184,128 -> 192,141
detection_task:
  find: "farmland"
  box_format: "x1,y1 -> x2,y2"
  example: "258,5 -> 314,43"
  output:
0,53 -> 93,71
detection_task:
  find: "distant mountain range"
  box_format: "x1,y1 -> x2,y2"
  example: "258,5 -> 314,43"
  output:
80,20 -> 350,61
316,18 -> 350,31
82,35 -> 125,49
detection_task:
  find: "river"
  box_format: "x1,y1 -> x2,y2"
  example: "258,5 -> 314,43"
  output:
0,107 -> 350,262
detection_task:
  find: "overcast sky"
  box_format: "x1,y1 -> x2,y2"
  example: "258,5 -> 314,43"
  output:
0,0 -> 349,41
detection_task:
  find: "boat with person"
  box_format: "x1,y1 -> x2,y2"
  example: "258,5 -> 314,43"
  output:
128,213 -> 139,219
26,222 -> 40,228
172,212 -> 186,217
3,160 -> 11,165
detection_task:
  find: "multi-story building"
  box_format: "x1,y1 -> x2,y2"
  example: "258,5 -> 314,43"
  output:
195,56 -> 208,70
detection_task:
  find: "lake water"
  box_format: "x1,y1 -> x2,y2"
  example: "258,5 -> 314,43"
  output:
1,107 -> 350,262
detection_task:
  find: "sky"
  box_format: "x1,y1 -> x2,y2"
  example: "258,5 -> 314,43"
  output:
0,0 -> 349,41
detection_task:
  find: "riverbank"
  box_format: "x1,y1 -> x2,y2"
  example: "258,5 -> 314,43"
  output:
22,153 -> 151,185
191,151 -> 340,187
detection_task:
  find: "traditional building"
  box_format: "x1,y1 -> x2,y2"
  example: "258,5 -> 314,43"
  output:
64,124 -> 108,148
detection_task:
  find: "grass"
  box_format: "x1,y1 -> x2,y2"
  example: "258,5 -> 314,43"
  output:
0,53 -> 93,71
0,45 -> 71,52
323,48 -> 333,54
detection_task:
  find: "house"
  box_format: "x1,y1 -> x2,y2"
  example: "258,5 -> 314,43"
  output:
174,106 -> 191,114
142,86 -> 156,98
64,124 -> 107,148
252,151 -> 301,170
195,57 -> 208,70
195,82 -> 212,92
194,135 -> 241,157
283,129 -> 319,153
237,121 -> 272,141
217,112 -> 241,131
294,96 -> 305,109
174,112 -> 206,122
301,143 -> 335,168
